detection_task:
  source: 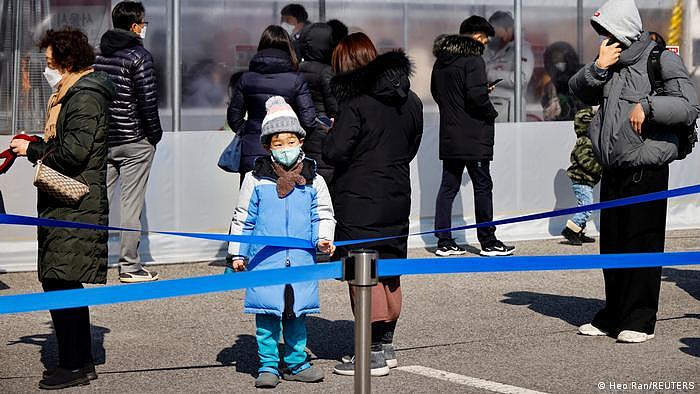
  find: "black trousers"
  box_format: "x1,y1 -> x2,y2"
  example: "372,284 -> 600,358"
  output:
592,165 -> 668,335
434,159 -> 497,246
42,279 -> 94,370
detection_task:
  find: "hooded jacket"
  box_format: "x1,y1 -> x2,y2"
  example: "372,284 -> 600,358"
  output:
227,157 -> 335,317
298,23 -> 338,181
94,29 -> 163,147
569,0 -> 700,168
26,72 -> 116,284
322,51 -> 423,251
431,34 -> 498,161
226,48 -> 316,174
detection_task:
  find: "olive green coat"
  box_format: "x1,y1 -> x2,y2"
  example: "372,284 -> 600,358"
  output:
26,72 -> 115,284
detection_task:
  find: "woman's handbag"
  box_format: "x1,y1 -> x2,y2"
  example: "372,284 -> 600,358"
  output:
217,134 -> 242,173
33,159 -> 89,205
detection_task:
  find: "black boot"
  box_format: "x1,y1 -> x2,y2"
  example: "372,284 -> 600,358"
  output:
38,367 -> 89,390
579,231 -> 596,243
561,220 -> 582,245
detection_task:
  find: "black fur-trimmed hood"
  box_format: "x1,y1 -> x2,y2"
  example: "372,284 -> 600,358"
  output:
331,50 -> 413,104
433,34 -> 485,59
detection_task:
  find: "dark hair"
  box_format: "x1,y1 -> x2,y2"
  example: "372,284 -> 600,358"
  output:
280,4 -> 308,23
39,28 -> 95,72
331,32 -> 377,73
459,15 -> 495,36
327,19 -> 349,45
489,11 -> 514,29
258,25 -> 299,70
649,32 -> 667,48
543,41 -> 580,93
112,1 -> 145,30
227,71 -> 245,102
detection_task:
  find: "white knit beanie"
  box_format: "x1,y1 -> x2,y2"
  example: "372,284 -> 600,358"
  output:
260,96 -> 306,144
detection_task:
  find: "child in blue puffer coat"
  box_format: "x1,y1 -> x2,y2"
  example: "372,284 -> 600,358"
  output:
228,96 -> 335,388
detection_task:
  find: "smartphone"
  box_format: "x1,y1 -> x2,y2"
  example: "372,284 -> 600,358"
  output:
488,78 -> 503,89
316,115 -> 333,129
605,37 -> 619,46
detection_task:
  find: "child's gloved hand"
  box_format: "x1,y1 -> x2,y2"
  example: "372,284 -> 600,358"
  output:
317,240 -> 335,255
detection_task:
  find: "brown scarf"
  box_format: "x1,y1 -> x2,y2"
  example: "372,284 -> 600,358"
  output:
271,160 -> 307,198
44,68 -> 94,142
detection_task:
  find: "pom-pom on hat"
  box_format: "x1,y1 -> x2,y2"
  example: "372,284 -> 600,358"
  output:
260,96 -> 306,144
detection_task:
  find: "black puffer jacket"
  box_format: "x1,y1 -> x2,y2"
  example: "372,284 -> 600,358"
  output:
227,48 -> 316,174
299,23 -> 337,182
323,51 -> 423,255
431,35 -> 498,161
26,72 -> 115,284
94,29 -> 163,147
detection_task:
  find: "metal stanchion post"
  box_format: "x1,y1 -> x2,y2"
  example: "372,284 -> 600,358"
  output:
344,249 -> 379,394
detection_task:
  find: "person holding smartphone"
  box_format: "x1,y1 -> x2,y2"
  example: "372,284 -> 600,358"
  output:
431,16 -> 515,257
569,0 -> 699,343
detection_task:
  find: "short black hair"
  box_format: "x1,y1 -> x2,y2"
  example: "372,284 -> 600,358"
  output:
112,1 -> 145,30
648,32 -> 667,48
327,19 -> 349,45
280,4 -> 308,23
459,16 -> 495,36
39,28 -> 95,72
488,11 -> 514,29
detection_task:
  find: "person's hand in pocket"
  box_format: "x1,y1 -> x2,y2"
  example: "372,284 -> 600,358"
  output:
629,103 -> 645,135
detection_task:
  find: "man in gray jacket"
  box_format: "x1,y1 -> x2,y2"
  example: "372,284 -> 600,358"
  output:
569,0 -> 699,343
482,11 -> 534,122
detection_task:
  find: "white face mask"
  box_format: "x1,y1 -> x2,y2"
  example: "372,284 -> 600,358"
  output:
554,62 -> 567,72
280,22 -> 295,36
139,25 -> 147,39
43,66 -> 62,89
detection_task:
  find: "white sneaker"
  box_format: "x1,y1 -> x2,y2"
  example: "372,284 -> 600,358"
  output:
578,323 -> 608,336
617,330 -> 654,343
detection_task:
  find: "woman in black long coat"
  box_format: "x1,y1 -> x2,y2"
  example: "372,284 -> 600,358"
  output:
10,28 -> 115,390
323,33 -> 423,376
227,25 -> 316,176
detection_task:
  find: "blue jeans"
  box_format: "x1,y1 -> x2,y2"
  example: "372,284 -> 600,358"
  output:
256,314 -> 309,375
571,183 -> 594,228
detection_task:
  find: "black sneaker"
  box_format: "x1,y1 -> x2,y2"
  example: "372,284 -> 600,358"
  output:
479,240 -> 515,257
435,238 -> 466,256
38,367 -> 89,390
561,226 -> 582,245
119,268 -> 159,283
333,351 -> 390,376
43,363 -> 97,380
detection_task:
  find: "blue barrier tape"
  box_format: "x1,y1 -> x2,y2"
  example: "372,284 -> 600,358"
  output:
0,262 -> 343,314
0,214 -> 314,249
378,252 -> 700,276
335,183 -> 700,247
1,252 -> 699,315
1,184 -> 699,249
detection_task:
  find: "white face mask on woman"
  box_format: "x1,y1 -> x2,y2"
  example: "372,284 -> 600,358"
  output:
43,66 -> 62,89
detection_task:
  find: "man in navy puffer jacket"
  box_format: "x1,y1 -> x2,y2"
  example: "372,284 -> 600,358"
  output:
94,1 -> 162,283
